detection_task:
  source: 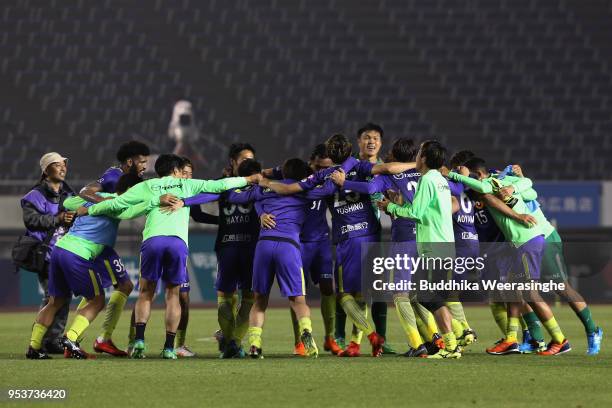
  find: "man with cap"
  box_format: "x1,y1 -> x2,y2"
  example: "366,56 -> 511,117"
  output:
20,152 -> 75,354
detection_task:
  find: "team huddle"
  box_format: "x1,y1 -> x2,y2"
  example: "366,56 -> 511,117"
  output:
26,123 -> 603,360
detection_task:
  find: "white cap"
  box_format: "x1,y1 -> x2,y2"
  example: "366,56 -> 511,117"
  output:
39,152 -> 67,173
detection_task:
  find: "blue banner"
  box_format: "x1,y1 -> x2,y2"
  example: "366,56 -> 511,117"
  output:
535,182 -> 601,227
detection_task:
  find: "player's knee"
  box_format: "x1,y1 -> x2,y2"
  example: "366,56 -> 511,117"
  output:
118,279 -> 134,295
179,291 -> 189,306
90,295 -> 106,312
47,296 -> 67,311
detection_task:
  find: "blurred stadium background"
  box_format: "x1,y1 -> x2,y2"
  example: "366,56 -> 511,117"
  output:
1,0 -> 611,307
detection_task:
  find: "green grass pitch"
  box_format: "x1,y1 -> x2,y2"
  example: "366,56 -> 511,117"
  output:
0,305 -> 610,407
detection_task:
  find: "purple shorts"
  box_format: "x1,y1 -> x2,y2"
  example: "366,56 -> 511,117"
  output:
48,247 -> 103,299
300,240 -> 333,285
180,269 -> 191,293
388,240 -> 418,284
140,236 -> 188,285
480,242 -> 513,282
510,235 -> 545,282
215,245 -> 255,293
253,239 -> 305,297
94,246 -> 131,289
335,234 -> 378,294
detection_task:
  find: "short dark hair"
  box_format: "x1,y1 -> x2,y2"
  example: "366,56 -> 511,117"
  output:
309,143 -> 328,161
391,138 -> 416,162
325,134 -> 352,164
237,158 -> 262,177
229,143 -> 256,161
357,123 -> 384,139
181,156 -> 193,170
463,157 -> 488,174
116,141 -> 150,163
154,154 -> 185,177
450,150 -> 475,169
282,158 -> 311,181
419,140 -> 447,169
115,173 -> 143,195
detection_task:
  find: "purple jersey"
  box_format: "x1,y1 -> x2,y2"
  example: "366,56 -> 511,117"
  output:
300,198 -> 330,242
344,169 -> 420,243
448,181 -> 479,245
97,167 -> 123,193
269,165 -> 329,242
471,197 -> 505,244
227,180 -> 321,245
213,189 -> 259,250
299,160 -> 381,244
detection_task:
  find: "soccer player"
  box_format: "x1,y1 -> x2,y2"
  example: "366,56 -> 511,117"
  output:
225,158 -> 330,358
77,141 -> 149,355
174,156 -> 262,358
78,154 -> 261,359
262,144 -> 342,355
208,143 -> 261,357
79,140 -> 150,202
349,123 -> 394,354
448,158 -> 571,356
175,158 -> 219,357
26,174 -> 148,359
445,152 -> 480,347
331,138 -> 430,357
377,140 -> 462,359
504,165 -> 602,355
61,173 -> 147,357
264,134 -> 414,357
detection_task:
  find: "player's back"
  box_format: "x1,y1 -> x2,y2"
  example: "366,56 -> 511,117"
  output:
385,170 -> 420,242
216,190 -> 259,249
68,193 -> 120,247
300,198 -> 329,242
258,181 -> 310,244
448,180 -> 478,246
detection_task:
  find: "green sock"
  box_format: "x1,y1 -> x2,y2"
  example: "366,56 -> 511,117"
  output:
320,295 -> 336,337
542,317 -> 565,344
298,317 -> 313,334
233,295 -> 253,342
442,331 -> 457,351
217,295 -> 235,340
451,319 -> 464,338
446,301 -> 470,331
247,326 -> 263,348
234,294 -> 255,344
506,316 -> 520,343
30,323 -> 48,350
290,309 -> 301,344
231,293 -> 240,318
371,302 -> 387,339
340,294 -> 373,336
335,299 -> 347,339
575,306 -> 596,334
100,291 -> 128,340
490,302 -> 508,336
522,311 -> 544,342
394,296 -> 423,349
412,302 -> 439,340
66,315 -> 90,342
